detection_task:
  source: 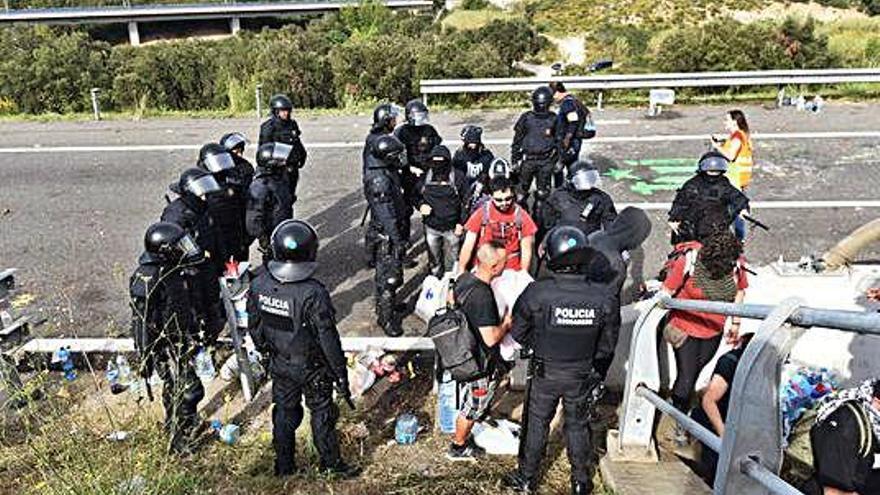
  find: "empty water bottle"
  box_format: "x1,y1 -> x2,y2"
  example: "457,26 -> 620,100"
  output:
106,359 -> 125,394
58,347 -> 76,381
395,413 -> 419,445
233,298 -> 248,328
437,371 -> 457,434
116,354 -> 132,388
195,347 -> 216,381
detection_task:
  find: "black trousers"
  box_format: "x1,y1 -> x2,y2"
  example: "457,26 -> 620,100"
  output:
272,367 -> 341,476
519,360 -> 597,486
671,334 -> 722,412
518,158 -> 556,206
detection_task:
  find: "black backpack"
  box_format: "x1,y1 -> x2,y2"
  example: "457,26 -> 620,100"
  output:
426,283 -> 486,382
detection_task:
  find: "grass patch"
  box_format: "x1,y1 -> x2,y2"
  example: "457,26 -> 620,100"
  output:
441,8 -> 519,31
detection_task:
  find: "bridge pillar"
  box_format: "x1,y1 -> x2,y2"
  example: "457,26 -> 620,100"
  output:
127,21 -> 140,46
230,16 -> 241,36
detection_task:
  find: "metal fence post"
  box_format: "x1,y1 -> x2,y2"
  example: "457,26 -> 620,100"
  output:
255,84 -> 263,119
90,88 -> 101,121
714,297 -> 805,495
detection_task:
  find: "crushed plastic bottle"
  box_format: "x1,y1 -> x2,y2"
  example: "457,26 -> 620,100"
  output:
395,413 -> 419,445
116,355 -> 132,389
106,358 -> 125,394
195,347 -> 216,381
437,371 -> 457,434
58,346 -> 76,381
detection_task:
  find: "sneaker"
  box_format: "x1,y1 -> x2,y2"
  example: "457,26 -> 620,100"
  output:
446,439 -> 485,462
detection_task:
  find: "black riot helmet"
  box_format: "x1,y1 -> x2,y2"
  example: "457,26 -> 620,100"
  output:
531,86 -> 553,113
178,168 -> 221,200
197,143 -> 235,173
544,225 -> 595,273
372,135 -> 405,165
268,219 -> 319,283
698,151 -> 729,174
219,132 -> 247,154
461,125 -> 483,147
143,221 -> 201,264
404,99 -> 429,126
256,142 -> 293,169
372,103 -> 399,132
269,94 -> 293,116
568,160 -> 600,191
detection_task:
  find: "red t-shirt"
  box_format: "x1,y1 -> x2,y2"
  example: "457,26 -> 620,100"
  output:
663,246 -> 748,339
464,203 -> 538,271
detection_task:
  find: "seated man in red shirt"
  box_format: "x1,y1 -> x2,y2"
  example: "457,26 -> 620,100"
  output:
457,176 -> 538,275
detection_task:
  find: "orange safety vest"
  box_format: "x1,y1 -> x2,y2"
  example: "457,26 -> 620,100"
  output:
722,130 -> 753,190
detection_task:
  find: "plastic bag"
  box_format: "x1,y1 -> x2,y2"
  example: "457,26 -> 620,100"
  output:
415,273 -> 454,322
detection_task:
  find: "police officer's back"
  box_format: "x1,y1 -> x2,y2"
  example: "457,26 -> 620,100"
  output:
542,160 -> 616,238
197,143 -> 251,263
512,86 -> 558,210
259,94 -> 307,200
506,226 -> 617,494
363,135 -> 409,336
550,81 -> 595,169
247,220 -> 358,478
130,222 -> 205,454
668,152 -> 749,244
246,142 -> 295,261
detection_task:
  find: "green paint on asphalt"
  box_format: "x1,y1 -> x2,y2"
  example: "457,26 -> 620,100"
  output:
651,175 -> 693,184
605,168 -> 638,180
622,158 -> 693,166
607,157 -> 696,196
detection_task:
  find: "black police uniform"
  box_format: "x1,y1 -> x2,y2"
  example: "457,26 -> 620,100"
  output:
363,137 -> 409,336
259,115 -> 307,202
161,192 -> 226,344
542,185 -> 617,237
510,252 -> 617,491
512,108 -> 558,212
246,166 -> 294,262
207,165 -> 253,263
668,172 -> 749,244
556,94 -> 593,171
394,122 -> 442,208
248,259 -> 349,476
129,231 -> 204,453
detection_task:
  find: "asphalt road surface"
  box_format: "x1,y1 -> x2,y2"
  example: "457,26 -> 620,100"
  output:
1,102 -> 879,338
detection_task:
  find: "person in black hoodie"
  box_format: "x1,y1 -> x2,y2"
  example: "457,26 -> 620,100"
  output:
246,142 -> 294,264
417,145 -> 469,277
452,125 -> 495,191
668,152 -> 749,245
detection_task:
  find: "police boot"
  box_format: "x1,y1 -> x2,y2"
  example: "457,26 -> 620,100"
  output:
571,479 -> 593,494
376,293 -> 403,337
502,470 -> 536,493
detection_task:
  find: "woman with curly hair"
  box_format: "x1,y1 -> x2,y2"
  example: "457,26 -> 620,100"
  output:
661,229 -> 748,420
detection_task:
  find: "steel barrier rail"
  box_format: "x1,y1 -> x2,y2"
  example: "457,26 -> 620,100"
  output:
0,0 -> 432,24
614,295 -> 880,494
419,68 -> 880,100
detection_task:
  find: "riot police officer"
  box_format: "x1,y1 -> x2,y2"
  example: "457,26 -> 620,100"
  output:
259,94 -> 308,202
197,142 -> 252,262
395,99 -> 442,217
668,151 -> 749,244
550,82 -> 595,180
220,132 -> 255,183
130,221 -> 205,454
247,220 -> 359,478
452,124 -> 495,190
246,142 -> 295,263
505,226 -> 617,494
363,103 -> 399,174
161,168 -> 226,345
512,86 -> 558,215
541,160 -> 617,238
363,135 -> 409,337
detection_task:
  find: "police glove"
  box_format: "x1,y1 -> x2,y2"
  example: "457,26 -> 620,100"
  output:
334,378 -> 355,410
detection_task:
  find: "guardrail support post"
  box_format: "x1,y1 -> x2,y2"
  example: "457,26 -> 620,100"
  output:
127,21 -> 140,46
230,16 -> 240,36
255,84 -> 263,119
89,88 -> 101,121
596,90 -> 604,111
422,92 -> 428,107
714,297 -> 805,495
776,86 -> 786,108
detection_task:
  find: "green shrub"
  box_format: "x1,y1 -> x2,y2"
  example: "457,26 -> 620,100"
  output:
330,33 -> 419,104
460,0 -> 491,10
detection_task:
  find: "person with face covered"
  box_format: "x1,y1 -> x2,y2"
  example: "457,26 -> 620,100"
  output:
416,145 -> 469,277
246,142 -> 295,264
452,125 -> 495,191
541,160 -> 617,240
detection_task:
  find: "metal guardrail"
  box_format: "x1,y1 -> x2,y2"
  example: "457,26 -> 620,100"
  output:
0,0 -> 432,24
613,295 -> 880,494
419,68 -> 880,100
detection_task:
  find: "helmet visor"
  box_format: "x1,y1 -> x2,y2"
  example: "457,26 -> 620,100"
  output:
186,174 -> 222,197
700,155 -> 728,172
410,109 -> 429,126
175,233 -> 202,260
272,143 -> 293,163
203,152 -> 235,173
221,133 -> 247,151
571,169 -> 600,190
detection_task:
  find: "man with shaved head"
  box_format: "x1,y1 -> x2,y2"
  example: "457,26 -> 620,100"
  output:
447,241 -> 513,461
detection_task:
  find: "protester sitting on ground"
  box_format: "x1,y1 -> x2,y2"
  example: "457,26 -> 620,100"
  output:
690,332 -> 755,480
803,379 -> 880,495
458,176 -> 538,275
448,241 -> 513,461
660,228 -> 748,446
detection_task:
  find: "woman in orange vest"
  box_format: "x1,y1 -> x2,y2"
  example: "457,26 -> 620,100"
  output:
712,109 -> 753,191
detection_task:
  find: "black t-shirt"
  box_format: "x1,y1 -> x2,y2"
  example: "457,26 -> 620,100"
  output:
810,401 -> 880,493
712,347 -> 744,419
454,272 -> 501,375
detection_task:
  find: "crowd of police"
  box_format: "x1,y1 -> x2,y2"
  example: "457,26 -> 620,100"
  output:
125,84 -> 767,493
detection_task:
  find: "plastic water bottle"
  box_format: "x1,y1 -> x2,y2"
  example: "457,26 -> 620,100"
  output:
195,347 -> 216,381
395,413 -> 419,445
58,347 -> 76,381
233,299 -> 248,329
116,355 -> 132,388
437,371 -> 457,434
106,358 -> 125,394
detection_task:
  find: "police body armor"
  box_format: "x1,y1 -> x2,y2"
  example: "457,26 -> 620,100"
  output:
208,168 -> 252,262
246,167 -> 294,244
546,188 -> 608,236
395,125 -> 442,172
517,112 -> 558,161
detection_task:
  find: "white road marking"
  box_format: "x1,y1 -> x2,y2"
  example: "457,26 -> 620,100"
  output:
619,200 -> 880,211
0,130 -> 877,153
